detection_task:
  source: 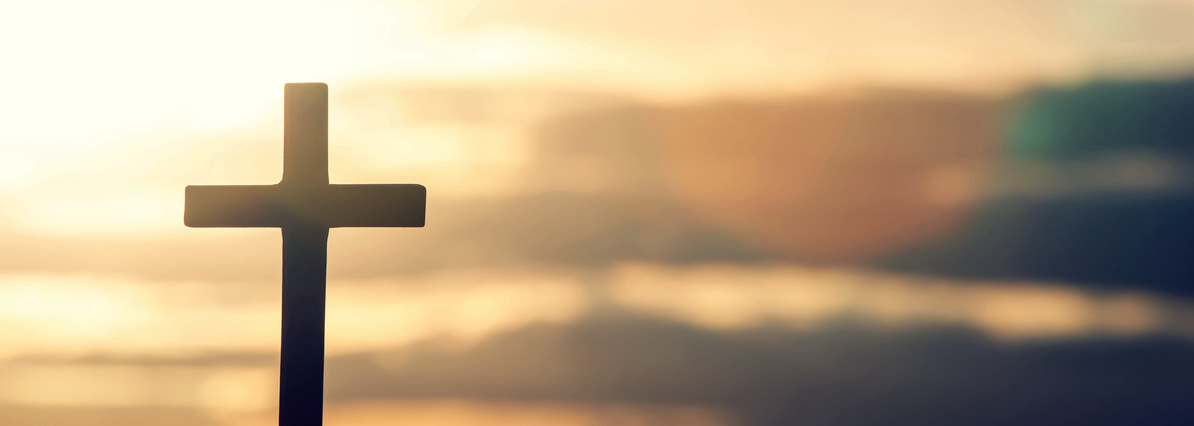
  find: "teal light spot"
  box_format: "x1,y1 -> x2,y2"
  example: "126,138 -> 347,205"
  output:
1005,79 -> 1194,160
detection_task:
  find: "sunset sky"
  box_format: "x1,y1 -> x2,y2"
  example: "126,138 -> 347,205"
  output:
3,0 -> 1194,233
5,0 -> 1194,425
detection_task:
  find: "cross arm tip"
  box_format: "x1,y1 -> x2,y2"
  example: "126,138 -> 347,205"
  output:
183,184 -> 282,228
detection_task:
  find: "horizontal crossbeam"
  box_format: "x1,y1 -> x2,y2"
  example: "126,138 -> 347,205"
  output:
184,184 -> 426,228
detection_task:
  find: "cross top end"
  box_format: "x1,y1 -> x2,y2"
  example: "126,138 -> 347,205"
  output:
281,83 -> 329,188
183,83 -> 427,229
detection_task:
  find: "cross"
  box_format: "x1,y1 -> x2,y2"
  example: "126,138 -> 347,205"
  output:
184,83 -> 426,426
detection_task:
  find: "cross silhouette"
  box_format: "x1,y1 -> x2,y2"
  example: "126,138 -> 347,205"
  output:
184,83 -> 426,426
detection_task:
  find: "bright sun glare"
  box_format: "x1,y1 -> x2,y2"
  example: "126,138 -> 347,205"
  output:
0,0 -> 398,233
0,0 -> 386,146
0,0 -> 636,234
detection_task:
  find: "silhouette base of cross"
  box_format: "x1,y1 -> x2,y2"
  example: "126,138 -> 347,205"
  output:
185,83 -> 425,426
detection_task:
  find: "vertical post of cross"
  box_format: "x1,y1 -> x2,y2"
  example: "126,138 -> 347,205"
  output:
278,83 -> 330,426
279,226 -> 327,426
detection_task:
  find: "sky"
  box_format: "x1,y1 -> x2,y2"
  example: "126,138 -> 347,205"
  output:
5,0 -> 1194,425
4,0 -> 1194,234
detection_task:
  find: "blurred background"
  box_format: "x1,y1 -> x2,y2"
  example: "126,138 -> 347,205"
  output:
4,0 -> 1194,424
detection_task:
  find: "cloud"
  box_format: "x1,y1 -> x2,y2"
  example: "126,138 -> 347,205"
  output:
324,311 -> 1194,425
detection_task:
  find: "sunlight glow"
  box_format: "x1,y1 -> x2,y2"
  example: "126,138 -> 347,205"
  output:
0,364 -> 274,413
0,271 -> 588,360
0,0 -> 387,146
327,271 -> 588,353
14,190 -> 180,235
610,263 -> 1175,341
0,267 -> 1185,364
